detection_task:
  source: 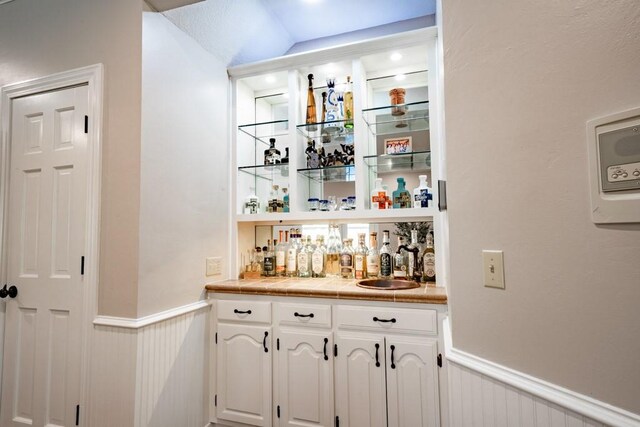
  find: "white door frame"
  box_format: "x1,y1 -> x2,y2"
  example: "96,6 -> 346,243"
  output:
0,64 -> 103,423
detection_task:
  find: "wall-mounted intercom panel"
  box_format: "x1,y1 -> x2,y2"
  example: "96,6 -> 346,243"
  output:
587,107 -> 640,224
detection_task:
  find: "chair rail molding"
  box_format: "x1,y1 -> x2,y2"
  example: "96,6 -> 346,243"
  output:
443,318 -> 640,427
94,299 -> 211,329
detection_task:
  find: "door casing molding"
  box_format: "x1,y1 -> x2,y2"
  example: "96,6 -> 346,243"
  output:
0,64 -> 104,424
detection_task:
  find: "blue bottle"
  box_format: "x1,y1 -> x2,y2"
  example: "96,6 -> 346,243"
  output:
392,177 -> 411,209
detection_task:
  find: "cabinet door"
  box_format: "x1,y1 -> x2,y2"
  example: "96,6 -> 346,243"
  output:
386,336 -> 440,427
278,329 -> 334,426
217,323 -> 272,426
335,333 -> 386,427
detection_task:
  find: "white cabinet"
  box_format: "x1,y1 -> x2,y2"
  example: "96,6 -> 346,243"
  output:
277,329 -> 334,427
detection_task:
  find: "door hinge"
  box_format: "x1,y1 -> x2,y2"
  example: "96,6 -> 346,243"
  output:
334,344 -> 338,357
214,394 -> 217,407
75,404 -> 80,425
335,415 -> 339,427
84,115 -> 88,134
437,353 -> 443,368
438,180 -> 447,211
277,405 -> 280,418
81,256 -> 85,275
277,338 -> 280,351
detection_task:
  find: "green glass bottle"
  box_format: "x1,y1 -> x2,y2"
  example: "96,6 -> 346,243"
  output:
392,177 -> 412,209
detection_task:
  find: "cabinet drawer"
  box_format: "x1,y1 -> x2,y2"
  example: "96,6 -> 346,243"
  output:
217,300 -> 271,324
336,305 -> 437,335
276,302 -> 332,328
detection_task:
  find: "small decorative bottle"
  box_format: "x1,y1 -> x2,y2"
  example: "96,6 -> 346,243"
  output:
343,76 -> 354,129
413,175 -> 432,208
282,187 -> 290,213
370,178 -> 388,210
264,138 -> 281,165
243,187 -> 260,214
392,177 -> 412,209
306,74 -> 318,131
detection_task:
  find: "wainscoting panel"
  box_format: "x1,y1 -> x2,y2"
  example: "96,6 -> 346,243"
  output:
134,305 -> 211,427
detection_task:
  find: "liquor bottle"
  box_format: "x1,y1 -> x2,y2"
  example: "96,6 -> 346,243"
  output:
392,177 -> 412,209
406,229 -> 422,281
312,236 -> 327,278
264,138 -> 281,165
343,76 -> 354,129
354,233 -> 368,279
324,77 -> 341,132
281,147 -> 290,177
297,236 -> 312,278
275,230 -> 287,277
325,225 -> 342,277
268,185 -> 280,213
340,239 -> 354,279
282,187 -> 290,213
422,233 -> 436,285
413,175 -> 432,208
263,239 -> 276,277
393,236 -> 408,278
306,139 -> 321,168
255,247 -> 264,273
306,74 -> 318,131
243,187 -> 260,214
320,92 -> 330,144
370,178 -> 388,210
379,230 -> 393,279
366,232 -> 379,278
286,228 -> 300,277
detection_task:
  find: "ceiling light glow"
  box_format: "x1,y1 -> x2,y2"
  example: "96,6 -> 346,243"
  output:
265,75 -> 276,83
390,53 -> 403,61
395,74 -> 406,82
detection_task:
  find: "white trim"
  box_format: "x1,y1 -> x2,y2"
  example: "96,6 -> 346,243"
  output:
0,64 -> 104,426
443,318 -> 640,427
0,0 -> 16,6
94,299 -> 211,329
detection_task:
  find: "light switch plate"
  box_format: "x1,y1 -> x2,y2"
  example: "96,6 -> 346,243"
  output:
206,257 -> 222,276
483,250 -> 505,289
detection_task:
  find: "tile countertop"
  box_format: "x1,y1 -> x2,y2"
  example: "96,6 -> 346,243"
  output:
205,277 -> 447,304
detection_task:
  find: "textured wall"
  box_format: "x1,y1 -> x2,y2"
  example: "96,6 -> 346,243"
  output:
443,0 -> 640,413
0,0 -> 142,317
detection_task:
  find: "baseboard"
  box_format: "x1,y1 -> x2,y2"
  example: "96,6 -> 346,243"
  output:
443,318 -> 640,427
93,299 -> 211,329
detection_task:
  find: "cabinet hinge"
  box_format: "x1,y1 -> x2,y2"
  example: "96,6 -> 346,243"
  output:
437,353 -> 443,368
335,415 -> 339,427
277,338 -> 280,351
84,115 -> 88,134
215,332 -> 217,344
438,180 -> 447,211
334,344 -> 338,357
277,405 -> 280,418
80,256 -> 85,275
214,394 -> 217,407
75,404 -> 80,425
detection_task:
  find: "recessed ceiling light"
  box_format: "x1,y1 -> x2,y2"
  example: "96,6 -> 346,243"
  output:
395,74 -> 406,82
265,75 -> 276,83
390,53 -> 402,61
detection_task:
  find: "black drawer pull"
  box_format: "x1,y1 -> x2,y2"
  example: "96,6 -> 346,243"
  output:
373,316 -> 396,323
390,345 -> 396,369
323,338 -> 329,361
294,312 -> 314,318
375,343 -> 380,367
263,331 -> 269,353
234,309 -> 252,315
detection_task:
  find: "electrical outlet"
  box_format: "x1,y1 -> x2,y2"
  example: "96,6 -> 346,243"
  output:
206,257 -> 222,276
483,250 -> 505,289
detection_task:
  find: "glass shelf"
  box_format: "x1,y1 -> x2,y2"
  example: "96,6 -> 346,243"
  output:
238,163 -> 290,180
363,150 -> 431,174
362,101 -> 429,135
296,120 -> 355,145
297,165 -> 355,183
238,119 -> 289,146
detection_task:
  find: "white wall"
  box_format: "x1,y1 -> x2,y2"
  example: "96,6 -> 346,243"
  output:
139,12 -> 230,316
442,0 -> 640,414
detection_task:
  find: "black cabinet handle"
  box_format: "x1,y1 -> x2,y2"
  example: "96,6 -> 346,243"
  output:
323,338 -> 329,361
294,312 -> 314,318
0,284 -> 17,299
234,309 -> 252,315
375,343 -> 380,367
263,331 -> 269,353
390,345 -> 396,369
373,316 -> 396,323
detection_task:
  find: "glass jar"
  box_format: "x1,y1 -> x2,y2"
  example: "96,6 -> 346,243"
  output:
307,198 -> 320,211
319,199 -> 330,211
339,198 -> 350,211
347,196 -> 356,210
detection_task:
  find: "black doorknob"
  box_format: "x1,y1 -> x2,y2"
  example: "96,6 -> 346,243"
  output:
0,284 -> 17,299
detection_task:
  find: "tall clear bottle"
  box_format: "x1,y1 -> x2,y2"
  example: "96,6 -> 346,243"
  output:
340,239 -> 354,279
406,229 -> 422,281
325,225 -> 342,277
275,230 -> 287,277
379,230 -> 393,279
306,74 -> 318,131
354,233 -> 368,279
393,236 -> 408,278
263,239 -> 276,277
286,228 -> 300,277
422,232 -> 436,285
366,232 -> 380,278
343,76 -> 354,129
312,236 -> 327,278
297,236 -> 312,278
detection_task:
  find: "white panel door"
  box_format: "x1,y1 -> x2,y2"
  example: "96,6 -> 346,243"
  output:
278,329 -> 333,427
1,85 -> 89,427
217,323 -> 272,426
386,336 -> 440,427
334,333 -> 386,427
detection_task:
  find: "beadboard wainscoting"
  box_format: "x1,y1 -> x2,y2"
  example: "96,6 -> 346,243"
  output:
90,301 -> 211,427
444,319 -> 640,427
